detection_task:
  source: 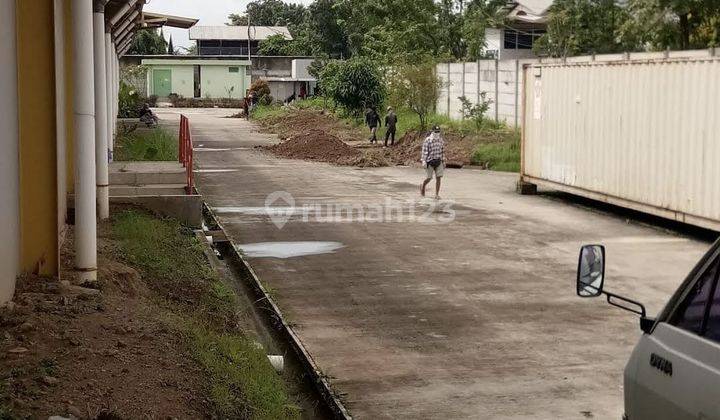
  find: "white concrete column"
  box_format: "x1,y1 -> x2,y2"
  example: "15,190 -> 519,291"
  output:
93,4 -> 109,219
72,0 -> 97,282
54,0 -> 68,247
105,32 -> 113,160
0,0 -> 20,303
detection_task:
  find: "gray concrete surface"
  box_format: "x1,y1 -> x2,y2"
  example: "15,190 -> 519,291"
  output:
158,108 -> 714,419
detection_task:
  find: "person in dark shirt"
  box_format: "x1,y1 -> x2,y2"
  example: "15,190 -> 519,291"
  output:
365,107 -> 381,144
384,106 -> 398,147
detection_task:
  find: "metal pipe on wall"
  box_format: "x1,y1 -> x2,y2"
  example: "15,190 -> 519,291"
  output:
54,0 -> 67,250
105,32 -> 113,160
113,49 -> 119,139
0,0 -> 20,303
93,3 -> 109,219
72,0 -> 97,282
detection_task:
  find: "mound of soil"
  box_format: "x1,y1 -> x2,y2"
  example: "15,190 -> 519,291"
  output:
267,129 -> 364,165
374,130 -> 474,167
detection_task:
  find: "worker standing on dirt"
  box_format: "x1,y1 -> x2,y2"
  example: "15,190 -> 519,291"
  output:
365,107 -> 381,144
421,125 -> 445,200
384,107 -> 398,147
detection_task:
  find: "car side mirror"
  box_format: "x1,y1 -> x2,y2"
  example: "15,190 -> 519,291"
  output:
577,245 -> 605,297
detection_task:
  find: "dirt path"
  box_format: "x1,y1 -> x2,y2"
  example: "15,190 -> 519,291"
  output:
168,107 -> 710,419
0,225 -> 206,419
256,108 -> 481,168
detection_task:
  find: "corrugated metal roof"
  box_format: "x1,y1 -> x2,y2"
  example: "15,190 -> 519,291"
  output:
189,26 -> 293,41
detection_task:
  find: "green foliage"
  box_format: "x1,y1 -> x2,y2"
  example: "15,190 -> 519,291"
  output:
118,81 -> 143,118
319,57 -> 385,115
127,29 -> 168,55
114,128 -> 177,161
534,0 -> 631,57
472,136 -> 521,172
186,325 -> 300,419
250,79 -> 274,105
536,0 -> 720,56
387,61 -> 442,129
459,94 -> 492,130
112,210 -> 299,419
229,0 -> 307,27
257,34 -> 312,56
620,0 -> 720,50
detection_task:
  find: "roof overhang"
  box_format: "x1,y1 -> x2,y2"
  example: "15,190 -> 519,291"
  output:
142,59 -> 252,66
142,11 -> 199,29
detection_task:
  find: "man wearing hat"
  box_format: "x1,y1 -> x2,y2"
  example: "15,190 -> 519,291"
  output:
420,125 -> 445,199
384,107 -> 398,147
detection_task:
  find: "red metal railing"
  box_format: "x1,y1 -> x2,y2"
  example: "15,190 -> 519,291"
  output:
179,114 -> 194,195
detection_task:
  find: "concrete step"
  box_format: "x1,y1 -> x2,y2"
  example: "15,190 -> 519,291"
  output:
110,161 -> 186,185
110,183 -> 187,197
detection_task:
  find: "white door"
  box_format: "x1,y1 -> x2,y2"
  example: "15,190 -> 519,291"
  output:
625,254 -> 720,420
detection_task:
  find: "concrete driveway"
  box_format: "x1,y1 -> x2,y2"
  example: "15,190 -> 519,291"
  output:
158,108 -> 713,419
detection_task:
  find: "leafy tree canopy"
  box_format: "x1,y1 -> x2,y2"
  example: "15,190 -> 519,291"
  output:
128,29 -> 168,55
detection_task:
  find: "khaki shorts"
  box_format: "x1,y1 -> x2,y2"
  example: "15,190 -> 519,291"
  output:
425,162 -> 444,179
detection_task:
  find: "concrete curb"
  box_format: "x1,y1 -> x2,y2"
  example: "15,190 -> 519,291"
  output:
202,202 -> 352,420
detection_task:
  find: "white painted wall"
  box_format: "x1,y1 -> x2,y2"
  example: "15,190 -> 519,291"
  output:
437,59 -> 530,127
291,59 -> 314,80
0,0 -> 20,303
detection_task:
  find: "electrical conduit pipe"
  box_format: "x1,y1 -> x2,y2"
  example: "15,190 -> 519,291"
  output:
72,0 -> 97,282
93,1 -> 109,219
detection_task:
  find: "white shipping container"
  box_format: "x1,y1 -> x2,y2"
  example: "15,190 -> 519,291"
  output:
521,51 -> 720,231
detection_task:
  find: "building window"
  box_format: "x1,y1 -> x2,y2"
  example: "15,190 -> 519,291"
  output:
504,29 -> 545,50
229,67 -> 239,73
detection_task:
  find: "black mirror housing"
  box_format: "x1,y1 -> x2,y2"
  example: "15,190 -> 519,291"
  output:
577,245 -> 605,298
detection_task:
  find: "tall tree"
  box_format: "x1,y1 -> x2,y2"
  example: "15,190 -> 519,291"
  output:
127,29 -> 168,55
228,0 -> 307,27
167,35 -> 175,55
305,0 -> 350,58
621,0 -> 720,50
534,0 -> 631,57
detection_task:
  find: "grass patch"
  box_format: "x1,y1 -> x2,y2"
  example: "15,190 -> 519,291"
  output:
471,132 -> 521,172
186,324 -> 300,419
252,104 -> 291,121
111,210 -> 299,419
114,128 -> 177,161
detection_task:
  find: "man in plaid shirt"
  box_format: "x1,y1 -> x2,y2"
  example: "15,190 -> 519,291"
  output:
421,125 -> 445,199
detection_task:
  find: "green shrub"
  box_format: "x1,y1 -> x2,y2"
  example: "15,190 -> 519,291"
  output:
319,57 -> 385,116
118,81 -> 143,118
114,128 -> 177,161
387,61 -> 441,130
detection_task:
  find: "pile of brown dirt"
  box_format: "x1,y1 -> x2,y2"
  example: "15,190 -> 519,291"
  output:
260,109 -> 481,168
258,108 -> 364,144
367,130 -> 475,167
268,129 -> 365,165
0,221 -> 206,419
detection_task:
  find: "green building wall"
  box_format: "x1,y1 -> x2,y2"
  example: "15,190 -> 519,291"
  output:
142,59 -> 250,100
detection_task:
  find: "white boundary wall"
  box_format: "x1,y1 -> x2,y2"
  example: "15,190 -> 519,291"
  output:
521,48 -> 720,231
437,59 -> 537,127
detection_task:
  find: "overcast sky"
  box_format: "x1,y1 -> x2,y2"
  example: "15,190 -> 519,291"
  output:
144,0 -> 314,51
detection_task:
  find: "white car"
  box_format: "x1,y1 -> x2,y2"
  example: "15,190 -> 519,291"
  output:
576,242 -> 720,420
